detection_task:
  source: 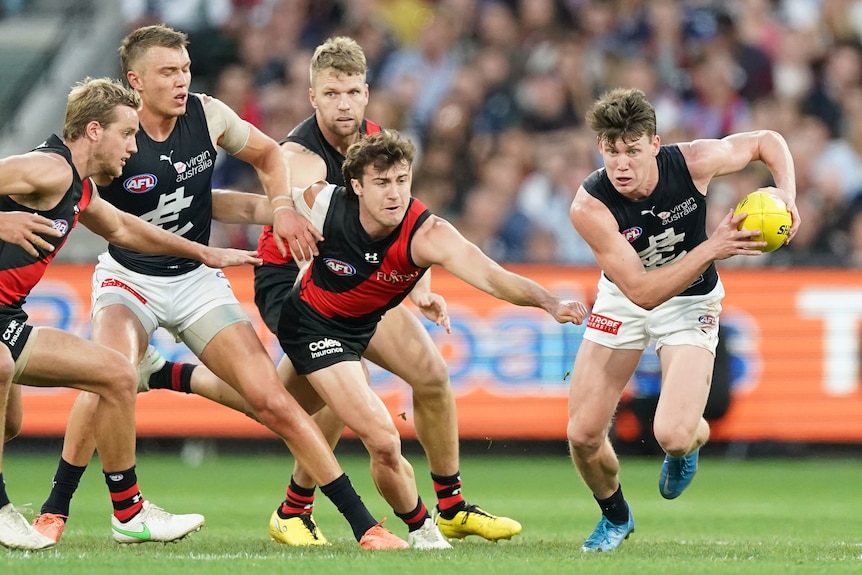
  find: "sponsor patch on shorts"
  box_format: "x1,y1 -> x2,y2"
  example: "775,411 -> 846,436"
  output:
587,313 -> 622,335
308,337 -> 343,359
100,278 -> 148,304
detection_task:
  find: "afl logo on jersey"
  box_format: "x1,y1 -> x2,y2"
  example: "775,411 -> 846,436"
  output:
52,219 -> 69,236
324,258 -> 356,276
622,226 -> 642,242
123,174 -> 158,193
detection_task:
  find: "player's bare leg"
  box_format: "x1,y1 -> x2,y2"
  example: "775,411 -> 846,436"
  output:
197,322 -> 402,547
3,384 -> 21,443
567,341 -> 640,552
654,345 -> 712,500
298,360 -> 421,513
365,305 -> 457,475
365,304 -> 521,541
24,327 -> 205,545
1,339 -> 56,550
653,345 -> 713,456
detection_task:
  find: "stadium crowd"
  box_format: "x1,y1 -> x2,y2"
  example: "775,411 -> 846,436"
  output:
116,0 -> 862,267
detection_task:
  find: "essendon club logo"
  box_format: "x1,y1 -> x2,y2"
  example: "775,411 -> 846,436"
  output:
123,174 -> 157,193
587,313 -> 622,335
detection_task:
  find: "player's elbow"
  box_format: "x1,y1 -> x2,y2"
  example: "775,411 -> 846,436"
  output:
624,287 -> 661,311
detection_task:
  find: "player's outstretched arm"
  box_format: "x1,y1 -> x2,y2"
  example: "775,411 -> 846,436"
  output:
412,216 -> 588,325
212,189 -> 273,225
79,191 -> 262,268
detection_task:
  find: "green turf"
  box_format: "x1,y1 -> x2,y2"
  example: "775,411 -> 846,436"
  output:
1,449 -> 859,574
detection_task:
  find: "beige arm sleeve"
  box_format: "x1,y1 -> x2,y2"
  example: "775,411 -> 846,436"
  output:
200,94 -> 252,154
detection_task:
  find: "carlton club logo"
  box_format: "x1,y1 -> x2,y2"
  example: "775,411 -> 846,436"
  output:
123,173 -> 157,194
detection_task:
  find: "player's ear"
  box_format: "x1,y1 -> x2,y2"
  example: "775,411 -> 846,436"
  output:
351,178 -> 362,196
85,120 -> 102,141
126,70 -> 142,92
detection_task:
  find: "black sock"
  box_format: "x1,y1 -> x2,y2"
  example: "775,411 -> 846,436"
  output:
595,484 -> 629,525
0,472 -> 10,508
147,361 -> 195,393
431,471 -> 466,519
319,474 -> 377,541
40,457 -> 87,517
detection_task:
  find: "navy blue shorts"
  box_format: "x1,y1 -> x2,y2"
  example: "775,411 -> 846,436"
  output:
0,308 -> 34,361
277,292 -> 376,375
253,261 -> 300,334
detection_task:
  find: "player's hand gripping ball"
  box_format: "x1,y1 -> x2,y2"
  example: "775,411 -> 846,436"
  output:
734,190 -> 792,252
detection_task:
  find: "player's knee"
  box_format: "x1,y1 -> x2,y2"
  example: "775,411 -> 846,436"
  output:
4,411 -> 22,443
407,358 -> 450,399
362,426 -> 402,467
652,423 -> 692,456
101,362 -> 138,405
248,394 -> 288,428
566,420 -> 604,455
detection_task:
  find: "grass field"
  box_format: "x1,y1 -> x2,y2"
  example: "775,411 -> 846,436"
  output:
0,445 -> 859,574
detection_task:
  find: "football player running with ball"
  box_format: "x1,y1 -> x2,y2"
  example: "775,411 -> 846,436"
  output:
567,87 -> 799,552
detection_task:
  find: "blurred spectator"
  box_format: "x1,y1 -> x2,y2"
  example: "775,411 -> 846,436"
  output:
680,50 -> 751,139
710,8 -> 774,102
453,151 -> 531,261
516,130 -> 595,264
378,6 -> 462,138
801,39 -> 862,138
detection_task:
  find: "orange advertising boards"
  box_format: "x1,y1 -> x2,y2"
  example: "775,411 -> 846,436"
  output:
17,264 -> 862,443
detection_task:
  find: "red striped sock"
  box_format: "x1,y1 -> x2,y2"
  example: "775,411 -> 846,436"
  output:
104,467 -> 144,522
432,471 -> 465,516
278,477 -> 316,518
395,499 -> 429,532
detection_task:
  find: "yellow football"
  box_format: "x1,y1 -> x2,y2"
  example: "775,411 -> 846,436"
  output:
733,190 -> 792,253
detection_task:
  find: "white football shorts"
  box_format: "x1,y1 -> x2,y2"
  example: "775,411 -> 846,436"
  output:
91,252 -> 249,356
583,273 -> 725,355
